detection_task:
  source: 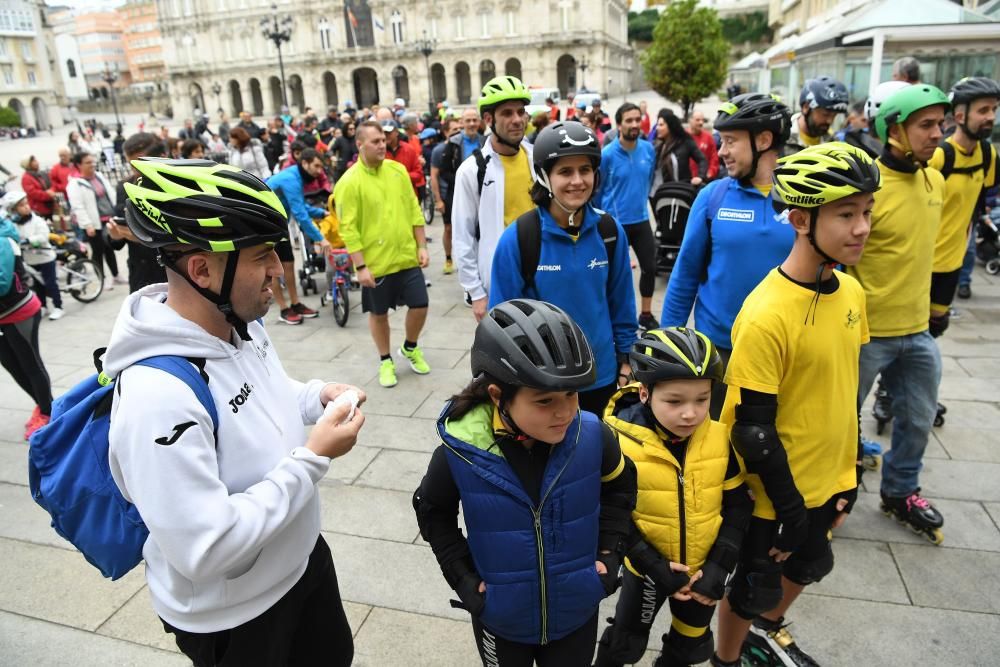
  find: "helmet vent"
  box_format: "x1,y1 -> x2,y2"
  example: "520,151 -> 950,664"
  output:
160,171 -> 202,192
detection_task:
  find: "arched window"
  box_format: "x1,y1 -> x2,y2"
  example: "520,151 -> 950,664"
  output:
66,58 -> 76,78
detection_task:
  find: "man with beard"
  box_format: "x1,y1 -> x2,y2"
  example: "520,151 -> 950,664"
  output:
928,77 -> 999,304
596,102 -> 658,330
786,77 -> 849,153
687,110 -> 720,180
451,76 -> 533,320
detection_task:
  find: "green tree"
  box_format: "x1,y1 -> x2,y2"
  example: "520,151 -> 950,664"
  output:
721,11 -> 771,45
628,9 -> 660,43
641,0 -> 729,120
0,107 -> 20,128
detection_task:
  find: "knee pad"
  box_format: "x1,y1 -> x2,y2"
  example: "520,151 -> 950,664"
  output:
594,619 -> 650,666
727,559 -> 783,620
784,546 -> 834,586
656,629 -> 715,667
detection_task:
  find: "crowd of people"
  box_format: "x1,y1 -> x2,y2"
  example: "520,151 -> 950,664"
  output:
4,53 -> 999,667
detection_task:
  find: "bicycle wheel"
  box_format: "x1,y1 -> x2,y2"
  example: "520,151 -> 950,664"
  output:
67,259 -> 103,303
334,281 -> 350,327
422,188 -> 434,224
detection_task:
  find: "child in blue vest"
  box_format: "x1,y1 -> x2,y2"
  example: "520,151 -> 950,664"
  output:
414,299 -> 637,666
595,327 -> 752,667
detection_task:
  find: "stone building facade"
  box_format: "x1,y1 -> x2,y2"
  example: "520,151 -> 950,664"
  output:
156,0 -> 633,121
0,0 -> 61,130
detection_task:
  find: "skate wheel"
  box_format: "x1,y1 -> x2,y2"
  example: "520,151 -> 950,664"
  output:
928,528 -> 944,546
934,415 -> 944,427
987,259 -> 1000,275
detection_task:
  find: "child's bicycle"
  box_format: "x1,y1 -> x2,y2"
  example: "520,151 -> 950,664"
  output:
319,248 -> 352,327
21,236 -> 104,304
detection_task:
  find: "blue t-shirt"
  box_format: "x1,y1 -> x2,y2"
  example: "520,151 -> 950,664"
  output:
462,135 -> 480,161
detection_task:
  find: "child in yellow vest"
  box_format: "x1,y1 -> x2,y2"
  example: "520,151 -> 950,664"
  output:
712,143 -> 879,667
595,327 -> 752,667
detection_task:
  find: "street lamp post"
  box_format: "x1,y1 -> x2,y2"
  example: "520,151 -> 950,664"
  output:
211,82 -> 223,114
578,56 -> 589,91
102,64 -> 121,129
260,4 -> 293,110
415,30 -> 437,116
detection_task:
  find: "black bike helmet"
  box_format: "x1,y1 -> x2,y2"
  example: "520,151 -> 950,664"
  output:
629,327 -> 723,386
472,299 -> 595,392
123,158 -> 289,341
799,76 -> 850,113
949,76 -> 1000,107
715,93 -> 791,179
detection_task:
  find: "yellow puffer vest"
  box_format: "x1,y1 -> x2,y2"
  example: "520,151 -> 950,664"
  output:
604,384 -> 735,573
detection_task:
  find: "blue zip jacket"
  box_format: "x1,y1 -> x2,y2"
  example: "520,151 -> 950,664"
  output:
489,205 -> 638,389
0,218 -> 19,293
660,178 -> 795,349
265,166 -> 325,242
437,404 -> 605,644
596,139 -> 656,225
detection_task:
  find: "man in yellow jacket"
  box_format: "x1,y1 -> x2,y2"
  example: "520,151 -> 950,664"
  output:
334,120 -> 431,388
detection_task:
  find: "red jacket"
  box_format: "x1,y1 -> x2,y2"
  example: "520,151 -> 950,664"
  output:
689,129 -> 719,180
21,171 -> 55,217
388,138 -> 425,192
49,162 -> 78,196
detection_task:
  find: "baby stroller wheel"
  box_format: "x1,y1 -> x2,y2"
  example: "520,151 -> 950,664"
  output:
68,259 -> 103,303
333,282 -> 350,327
987,259 -> 1000,275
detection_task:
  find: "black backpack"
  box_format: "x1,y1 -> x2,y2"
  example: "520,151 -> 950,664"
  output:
514,208 -> 619,296
938,138 -> 994,180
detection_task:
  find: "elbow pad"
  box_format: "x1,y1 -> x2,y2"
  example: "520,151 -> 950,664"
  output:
731,403 -> 786,473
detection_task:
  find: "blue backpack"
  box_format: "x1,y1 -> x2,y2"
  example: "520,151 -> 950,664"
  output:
28,350 -> 219,580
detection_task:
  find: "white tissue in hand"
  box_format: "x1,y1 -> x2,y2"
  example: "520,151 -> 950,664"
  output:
323,389 -> 358,424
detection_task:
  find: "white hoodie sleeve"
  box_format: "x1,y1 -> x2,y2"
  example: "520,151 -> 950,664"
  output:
109,366 -> 330,582
451,157 -> 485,301
289,377 -> 327,425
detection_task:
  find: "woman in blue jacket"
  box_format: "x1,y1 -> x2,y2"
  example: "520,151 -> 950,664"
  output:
414,299 -> 637,666
489,122 -> 638,416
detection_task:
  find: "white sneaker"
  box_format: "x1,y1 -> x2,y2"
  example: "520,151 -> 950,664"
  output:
40,307 -> 48,318
48,307 -> 64,321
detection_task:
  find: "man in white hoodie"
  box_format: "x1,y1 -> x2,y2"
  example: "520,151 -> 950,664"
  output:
451,75 -> 534,321
106,157 -> 365,665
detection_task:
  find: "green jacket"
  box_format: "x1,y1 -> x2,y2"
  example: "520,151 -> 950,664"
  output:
333,158 -> 424,278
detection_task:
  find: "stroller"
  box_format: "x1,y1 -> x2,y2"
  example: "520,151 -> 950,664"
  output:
976,210 -> 1000,275
649,181 -> 698,274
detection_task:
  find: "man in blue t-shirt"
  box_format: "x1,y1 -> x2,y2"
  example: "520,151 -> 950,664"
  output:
430,116 -> 461,274
596,102 -> 658,330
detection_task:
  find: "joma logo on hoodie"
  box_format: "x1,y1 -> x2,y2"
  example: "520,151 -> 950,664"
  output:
229,382 -> 254,413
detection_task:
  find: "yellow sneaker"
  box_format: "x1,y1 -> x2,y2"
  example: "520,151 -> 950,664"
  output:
378,359 -> 398,387
399,345 -> 431,374
443,260 -> 454,275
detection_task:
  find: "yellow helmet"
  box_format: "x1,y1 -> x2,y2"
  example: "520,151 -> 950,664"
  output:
773,142 -> 880,208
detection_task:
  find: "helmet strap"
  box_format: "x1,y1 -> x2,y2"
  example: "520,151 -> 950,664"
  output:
803,207 -> 838,326
496,392 -> 531,441
490,119 -> 522,152
640,393 -> 685,444
888,129 -> 934,192
158,249 -> 253,342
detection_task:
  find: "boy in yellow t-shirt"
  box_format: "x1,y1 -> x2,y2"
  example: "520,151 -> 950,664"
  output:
595,327 -> 752,667
712,143 -> 879,667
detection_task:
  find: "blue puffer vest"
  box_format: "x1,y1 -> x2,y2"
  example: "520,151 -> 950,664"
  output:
437,402 -> 605,644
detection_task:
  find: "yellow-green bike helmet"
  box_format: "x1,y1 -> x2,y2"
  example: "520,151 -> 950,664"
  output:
773,142 -> 880,209
123,158 -> 289,340
477,75 -> 531,115
123,158 -> 288,252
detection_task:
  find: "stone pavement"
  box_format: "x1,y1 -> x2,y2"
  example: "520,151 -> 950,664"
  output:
3,225 -> 1000,666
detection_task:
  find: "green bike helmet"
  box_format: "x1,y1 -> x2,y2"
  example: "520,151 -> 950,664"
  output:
123,158 -> 288,252
123,158 -> 290,341
477,75 -> 531,115
874,84 -> 950,142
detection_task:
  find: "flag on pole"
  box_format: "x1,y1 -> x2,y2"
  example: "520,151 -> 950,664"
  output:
347,8 -> 358,28
373,14 -> 385,32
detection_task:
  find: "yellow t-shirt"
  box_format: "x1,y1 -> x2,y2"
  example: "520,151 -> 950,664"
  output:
499,148 -> 535,227
928,138 -> 998,272
721,268 -> 869,518
846,160 -> 944,337
755,183 -> 773,198
799,132 -> 820,147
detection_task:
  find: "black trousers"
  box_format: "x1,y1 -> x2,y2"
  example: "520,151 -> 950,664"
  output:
472,612 -> 598,667
162,536 -> 354,667
622,221 -> 657,299
579,381 -> 619,418
88,227 -> 119,278
0,313 -> 52,415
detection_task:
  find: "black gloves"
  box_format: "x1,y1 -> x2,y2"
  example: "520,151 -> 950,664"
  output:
690,560 -> 729,601
834,464 -> 864,516
597,551 -> 622,596
450,572 -> 485,617
773,512 -> 809,553
627,540 -> 690,596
